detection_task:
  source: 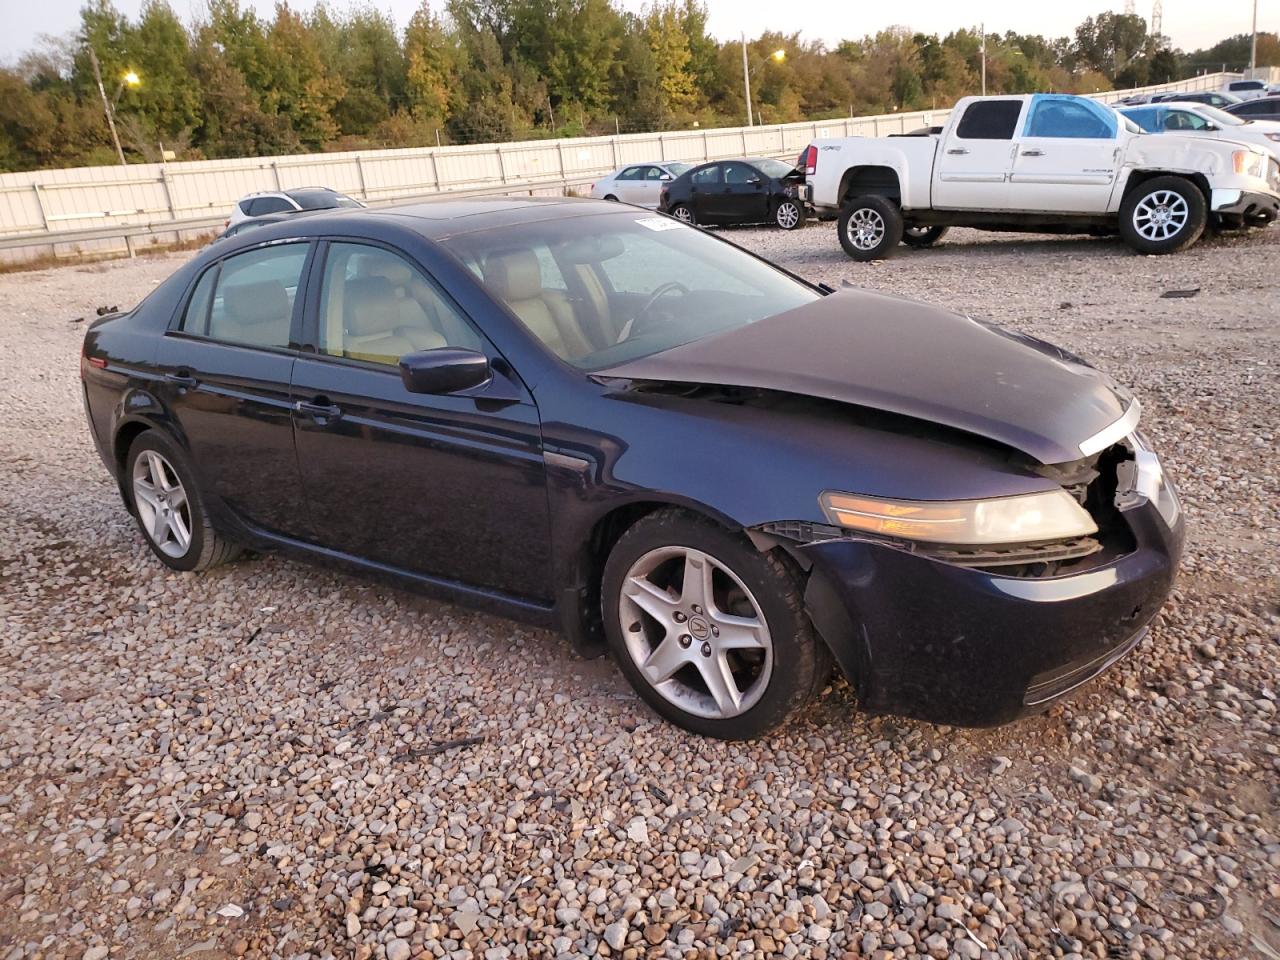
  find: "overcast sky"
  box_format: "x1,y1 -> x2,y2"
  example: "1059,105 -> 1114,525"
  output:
2,0 -> 1271,65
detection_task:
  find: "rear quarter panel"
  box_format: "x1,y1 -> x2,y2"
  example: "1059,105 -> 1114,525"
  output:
810,136 -> 938,209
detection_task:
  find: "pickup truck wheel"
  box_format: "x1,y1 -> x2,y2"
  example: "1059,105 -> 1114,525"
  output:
1119,177 -> 1206,255
902,225 -> 949,248
838,195 -> 903,261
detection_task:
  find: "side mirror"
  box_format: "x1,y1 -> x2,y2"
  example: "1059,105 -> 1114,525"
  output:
748,175 -> 762,184
659,172 -> 672,181
399,347 -> 491,395
1204,123 -> 1219,131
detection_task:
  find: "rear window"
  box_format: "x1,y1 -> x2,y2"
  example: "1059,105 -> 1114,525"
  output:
955,100 -> 1022,140
1229,81 -> 1264,91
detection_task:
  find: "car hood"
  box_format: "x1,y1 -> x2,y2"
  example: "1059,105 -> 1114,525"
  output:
597,290 -> 1133,465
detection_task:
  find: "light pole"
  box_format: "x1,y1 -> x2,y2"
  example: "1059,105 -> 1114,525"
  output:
1250,0 -> 1258,72
87,47 -> 140,166
740,38 -> 786,127
980,23 -> 987,97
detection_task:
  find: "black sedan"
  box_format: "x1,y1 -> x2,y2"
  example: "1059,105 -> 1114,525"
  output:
81,197 -> 1183,739
1225,95 -> 1280,122
657,157 -> 808,230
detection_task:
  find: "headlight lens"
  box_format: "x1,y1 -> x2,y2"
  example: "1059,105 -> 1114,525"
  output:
1232,149 -> 1266,177
818,490 -> 1097,546
1265,133 -> 1280,143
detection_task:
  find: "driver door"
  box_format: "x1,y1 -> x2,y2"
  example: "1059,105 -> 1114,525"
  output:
290,239 -> 553,601
1008,97 -> 1121,213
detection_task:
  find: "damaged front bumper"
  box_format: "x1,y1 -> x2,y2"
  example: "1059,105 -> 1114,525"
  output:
790,447 -> 1185,727
1210,187 -> 1280,222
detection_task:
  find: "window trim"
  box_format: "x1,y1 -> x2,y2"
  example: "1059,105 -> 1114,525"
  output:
299,237 -> 497,375
167,238 -> 316,354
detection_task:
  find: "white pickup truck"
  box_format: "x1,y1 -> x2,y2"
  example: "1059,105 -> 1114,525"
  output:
801,93 -> 1280,259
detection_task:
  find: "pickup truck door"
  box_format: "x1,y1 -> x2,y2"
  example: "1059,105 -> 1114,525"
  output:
1007,96 -> 1122,213
932,99 -> 1024,209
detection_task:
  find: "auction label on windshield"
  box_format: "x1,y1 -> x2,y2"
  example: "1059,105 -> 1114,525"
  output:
635,217 -> 688,231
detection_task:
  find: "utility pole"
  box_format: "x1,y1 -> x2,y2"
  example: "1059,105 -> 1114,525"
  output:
88,47 -> 126,166
980,24 -> 987,97
1250,0 -> 1258,72
741,33 -> 754,127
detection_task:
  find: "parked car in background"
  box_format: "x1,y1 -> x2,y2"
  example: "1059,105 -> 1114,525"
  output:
226,187 -> 363,229
1226,96 -> 1280,122
804,93 -> 1280,260
658,157 -> 808,229
80,196 -> 1183,739
213,211 -> 326,242
590,163 -> 694,207
1149,90 -> 1241,108
1121,102 -> 1280,162
1224,79 -> 1278,101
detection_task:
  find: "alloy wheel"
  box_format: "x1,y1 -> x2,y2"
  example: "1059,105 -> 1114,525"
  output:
1132,190 -> 1189,241
132,450 -> 192,558
776,201 -> 800,229
846,208 -> 886,250
672,206 -> 694,222
618,545 -> 773,720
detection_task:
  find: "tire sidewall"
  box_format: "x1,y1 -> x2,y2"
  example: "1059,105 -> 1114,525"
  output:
838,194 -> 904,261
901,225 -> 949,248
601,511 -> 820,740
775,199 -> 803,230
1119,176 -> 1207,255
125,430 -> 211,572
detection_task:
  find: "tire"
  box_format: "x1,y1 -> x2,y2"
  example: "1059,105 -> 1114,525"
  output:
1118,176 -> 1207,255
125,430 -> 240,572
837,194 -> 903,261
602,508 -> 829,740
901,225 -> 949,248
669,203 -> 696,225
774,198 -> 804,231
604,194 -> 619,202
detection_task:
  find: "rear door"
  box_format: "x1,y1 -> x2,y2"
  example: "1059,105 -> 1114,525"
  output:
687,164 -> 724,221
289,239 -> 553,600
155,241 -> 313,537
933,99 -> 1024,209
1007,96 -> 1122,213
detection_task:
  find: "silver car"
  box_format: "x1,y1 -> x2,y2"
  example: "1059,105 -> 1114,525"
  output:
589,162 -> 693,208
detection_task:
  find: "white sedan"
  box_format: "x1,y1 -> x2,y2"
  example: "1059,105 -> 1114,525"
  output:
1121,102 -> 1280,162
589,162 -> 694,208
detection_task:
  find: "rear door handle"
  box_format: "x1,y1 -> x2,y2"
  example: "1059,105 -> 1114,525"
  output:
293,398 -> 343,421
165,371 -> 197,389
1021,149 -> 1044,157
946,148 -> 968,155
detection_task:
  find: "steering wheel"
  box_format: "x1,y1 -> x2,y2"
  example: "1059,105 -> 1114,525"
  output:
625,281 -> 690,340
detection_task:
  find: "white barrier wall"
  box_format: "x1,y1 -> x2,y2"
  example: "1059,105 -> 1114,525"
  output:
0,72 -> 1237,261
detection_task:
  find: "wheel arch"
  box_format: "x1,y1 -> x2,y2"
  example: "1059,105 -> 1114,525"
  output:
1119,169 -> 1211,209
838,165 -> 903,207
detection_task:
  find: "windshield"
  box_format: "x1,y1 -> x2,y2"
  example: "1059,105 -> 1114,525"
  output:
442,212 -> 819,370
1195,104 -> 1247,126
665,162 -> 693,176
753,158 -> 798,179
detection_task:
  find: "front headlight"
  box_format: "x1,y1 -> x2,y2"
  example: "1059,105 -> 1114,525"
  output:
1232,149 -> 1266,177
1265,133 -> 1280,143
818,489 -> 1097,546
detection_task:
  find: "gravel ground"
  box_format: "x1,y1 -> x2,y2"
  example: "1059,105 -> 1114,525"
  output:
1,224 -> 1278,960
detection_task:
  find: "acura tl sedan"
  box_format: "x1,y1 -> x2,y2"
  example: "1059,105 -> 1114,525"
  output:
81,197 -> 1183,739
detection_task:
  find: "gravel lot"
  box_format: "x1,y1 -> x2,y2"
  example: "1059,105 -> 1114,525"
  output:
2,224 -> 1278,960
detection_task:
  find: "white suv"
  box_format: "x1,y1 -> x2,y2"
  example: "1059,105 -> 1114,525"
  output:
226,187 -> 363,228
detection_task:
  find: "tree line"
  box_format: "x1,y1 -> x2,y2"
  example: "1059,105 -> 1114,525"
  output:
1,0 -> 1276,172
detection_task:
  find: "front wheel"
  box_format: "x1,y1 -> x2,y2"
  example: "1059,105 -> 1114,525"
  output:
902,224 -> 949,248
602,509 -> 829,740
1119,176 -> 1207,255
774,199 -> 804,230
838,194 -> 903,261
126,431 -> 240,572
669,203 -> 696,225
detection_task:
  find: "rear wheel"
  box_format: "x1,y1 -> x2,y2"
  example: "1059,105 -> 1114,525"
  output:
602,509 -> 828,740
838,195 -> 903,261
901,224 -> 949,248
1119,176 -> 1206,255
126,431 -> 240,572
670,203 -> 696,225
604,194 -> 619,202
774,199 -> 804,230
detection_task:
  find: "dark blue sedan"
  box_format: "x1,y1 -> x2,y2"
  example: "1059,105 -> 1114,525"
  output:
80,197 -> 1183,738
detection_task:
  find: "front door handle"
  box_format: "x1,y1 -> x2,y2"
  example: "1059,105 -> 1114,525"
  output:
293,398 -> 343,422
946,148 -> 968,155
165,371 -> 197,389
1021,149 -> 1044,157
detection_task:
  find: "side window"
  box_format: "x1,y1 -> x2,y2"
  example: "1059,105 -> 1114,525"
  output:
617,166 -> 643,181
1164,110 -> 1207,131
1024,100 -> 1115,139
644,166 -> 666,181
723,163 -> 758,184
256,197 -> 295,215
955,100 -> 1023,139
1125,108 -> 1160,132
691,164 -> 722,185
180,266 -> 219,336
191,243 -> 308,348
317,242 -> 483,366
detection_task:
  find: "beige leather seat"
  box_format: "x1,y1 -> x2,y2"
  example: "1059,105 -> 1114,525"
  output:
483,249 -> 595,361
217,280 -> 291,346
342,277 -> 445,363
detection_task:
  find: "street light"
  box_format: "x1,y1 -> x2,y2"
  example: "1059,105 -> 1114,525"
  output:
740,38 -> 786,127
87,47 -> 140,166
